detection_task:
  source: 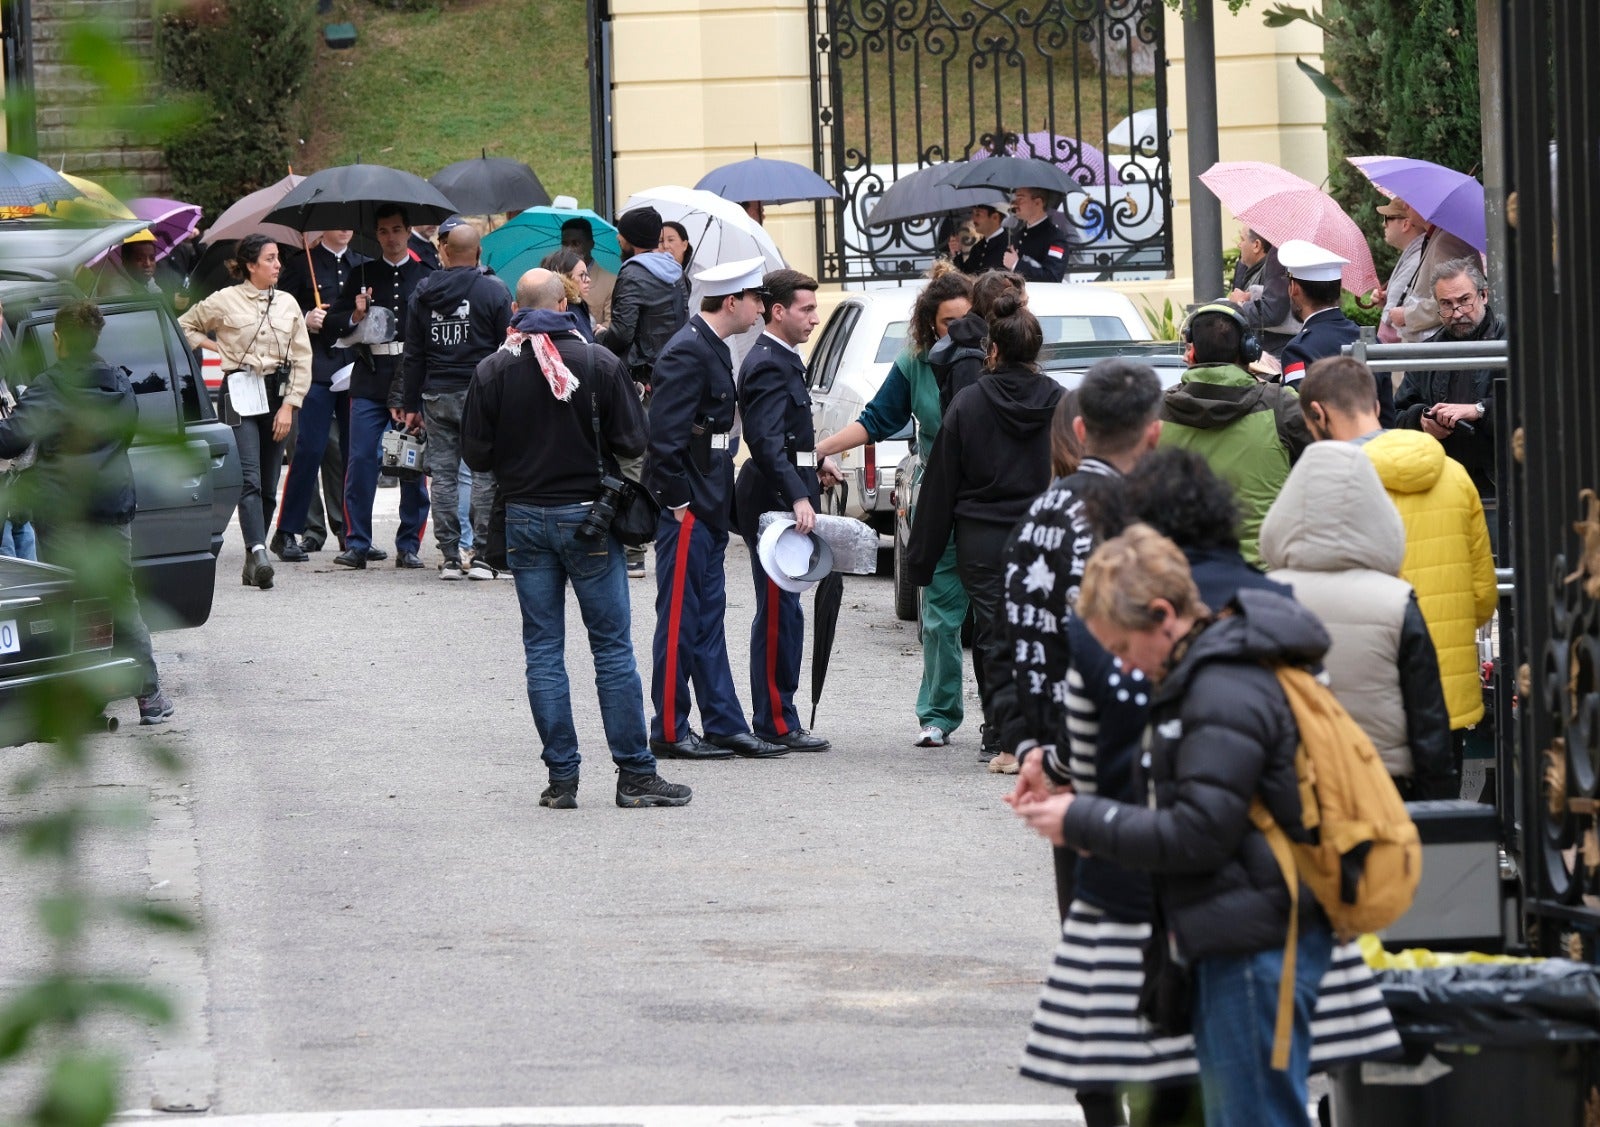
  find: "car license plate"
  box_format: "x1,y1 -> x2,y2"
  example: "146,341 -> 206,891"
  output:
0,620 -> 19,655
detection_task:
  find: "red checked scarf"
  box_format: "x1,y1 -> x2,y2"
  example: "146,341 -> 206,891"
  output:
501,327 -> 579,401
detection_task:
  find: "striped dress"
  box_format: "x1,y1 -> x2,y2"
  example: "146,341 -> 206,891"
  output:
1021,667 -> 1401,1091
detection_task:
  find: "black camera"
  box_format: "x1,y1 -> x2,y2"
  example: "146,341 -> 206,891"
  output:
575,474 -> 629,542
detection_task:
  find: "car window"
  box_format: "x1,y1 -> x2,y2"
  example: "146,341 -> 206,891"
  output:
874,320 -> 909,364
813,304 -> 862,394
804,311 -> 843,391
1038,315 -> 1135,344
15,307 -> 180,438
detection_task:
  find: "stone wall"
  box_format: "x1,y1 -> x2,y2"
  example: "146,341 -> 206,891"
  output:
28,0 -> 169,194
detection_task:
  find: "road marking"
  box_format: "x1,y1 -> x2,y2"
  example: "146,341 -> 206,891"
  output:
115,1105 -> 1082,1126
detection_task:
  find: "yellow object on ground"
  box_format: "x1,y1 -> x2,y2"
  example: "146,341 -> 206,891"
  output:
1359,932 -> 1540,969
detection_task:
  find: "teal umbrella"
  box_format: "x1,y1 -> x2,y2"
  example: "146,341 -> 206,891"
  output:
481,206 -> 621,277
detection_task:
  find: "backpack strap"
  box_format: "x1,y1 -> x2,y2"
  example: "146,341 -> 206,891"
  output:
1250,796 -> 1299,1072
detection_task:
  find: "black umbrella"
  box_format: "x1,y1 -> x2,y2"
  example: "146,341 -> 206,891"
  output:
430,154 -> 551,216
263,164 -> 459,233
809,571 -> 845,729
951,155 -> 1086,198
865,162 -> 1009,228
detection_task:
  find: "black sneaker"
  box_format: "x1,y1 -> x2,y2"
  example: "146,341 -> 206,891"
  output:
616,770 -> 692,808
539,778 -> 578,809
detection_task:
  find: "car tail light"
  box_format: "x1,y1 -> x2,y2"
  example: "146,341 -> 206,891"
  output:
73,599 -> 115,653
863,443 -> 878,499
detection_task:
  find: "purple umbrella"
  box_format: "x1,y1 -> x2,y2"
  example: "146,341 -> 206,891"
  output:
1346,155 -> 1487,252
128,197 -> 204,261
971,131 -> 1121,186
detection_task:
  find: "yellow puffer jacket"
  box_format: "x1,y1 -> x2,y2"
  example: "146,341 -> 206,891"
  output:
1363,430 -> 1497,727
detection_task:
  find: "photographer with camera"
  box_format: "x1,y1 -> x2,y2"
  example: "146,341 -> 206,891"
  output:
462,269 -> 690,811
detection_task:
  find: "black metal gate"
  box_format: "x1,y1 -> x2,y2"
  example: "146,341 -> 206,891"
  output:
808,0 -> 1172,284
1503,1 -> 1600,956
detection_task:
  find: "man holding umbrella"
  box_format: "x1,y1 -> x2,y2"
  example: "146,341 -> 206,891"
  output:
646,258 -> 787,761
1006,187 -> 1076,282
326,204 -> 434,570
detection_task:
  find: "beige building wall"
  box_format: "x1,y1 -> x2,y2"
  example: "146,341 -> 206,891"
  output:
609,0 -> 1329,315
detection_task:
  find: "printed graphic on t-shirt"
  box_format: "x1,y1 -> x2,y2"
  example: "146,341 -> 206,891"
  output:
431,299 -> 471,347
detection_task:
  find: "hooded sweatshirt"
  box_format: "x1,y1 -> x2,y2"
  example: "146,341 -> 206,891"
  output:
903,362 -> 1061,585
1260,440 -> 1456,796
597,250 -> 688,380
927,311 -> 989,416
1362,428 -> 1497,728
1159,362 -> 1311,566
399,266 -> 513,410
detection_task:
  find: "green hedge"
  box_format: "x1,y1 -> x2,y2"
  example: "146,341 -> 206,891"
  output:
156,0 -> 317,219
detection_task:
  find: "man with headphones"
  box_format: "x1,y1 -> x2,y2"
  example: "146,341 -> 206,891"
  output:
1276,240 -> 1394,424
1159,300 -> 1311,566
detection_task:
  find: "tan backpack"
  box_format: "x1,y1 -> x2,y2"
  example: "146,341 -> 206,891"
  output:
1249,663 -> 1422,1069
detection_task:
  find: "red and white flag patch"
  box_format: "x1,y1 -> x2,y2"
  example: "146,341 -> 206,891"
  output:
1047,243 -> 1066,259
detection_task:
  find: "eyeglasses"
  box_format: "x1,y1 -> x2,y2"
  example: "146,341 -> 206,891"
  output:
1437,293 -> 1483,314
1382,215 -> 1403,224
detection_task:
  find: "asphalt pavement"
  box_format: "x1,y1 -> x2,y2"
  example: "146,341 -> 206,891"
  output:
0,488 -> 1072,1121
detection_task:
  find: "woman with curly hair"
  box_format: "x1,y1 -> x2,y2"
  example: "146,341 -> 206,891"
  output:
539,247 -> 598,342
815,262 -> 973,749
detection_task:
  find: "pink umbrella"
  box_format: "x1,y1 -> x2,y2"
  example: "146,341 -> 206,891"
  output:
128,197 -> 203,261
1198,161 -> 1379,294
199,174 -> 307,248
971,131 -> 1121,186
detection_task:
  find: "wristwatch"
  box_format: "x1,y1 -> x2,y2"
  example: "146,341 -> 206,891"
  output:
1474,400 -> 1486,419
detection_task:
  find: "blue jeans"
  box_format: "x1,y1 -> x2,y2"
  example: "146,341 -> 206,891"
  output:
506,501 -> 655,782
1,519 -> 36,561
344,397 -> 429,554
1191,916 -> 1333,1127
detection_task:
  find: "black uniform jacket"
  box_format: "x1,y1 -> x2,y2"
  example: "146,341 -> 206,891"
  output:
325,255 -> 435,404
279,242 -> 368,386
646,315 -> 740,531
956,230 -> 1009,275
1013,212 -> 1073,282
733,333 -> 819,544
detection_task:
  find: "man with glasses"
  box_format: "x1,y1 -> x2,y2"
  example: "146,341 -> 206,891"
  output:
1396,257 -> 1505,504
1375,198 -> 1426,344
645,258 -> 787,762
1004,187 -> 1075,283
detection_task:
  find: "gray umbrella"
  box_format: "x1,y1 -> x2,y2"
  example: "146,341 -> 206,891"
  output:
264,164 -> 459,233
865,162 -> 1008,228
951,156 -> 1087,198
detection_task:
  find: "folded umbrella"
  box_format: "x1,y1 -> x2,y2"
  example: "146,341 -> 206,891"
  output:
200,174 -> 307,247
865,162 -> 1008,228
620,185 -> 784,282
695,155 -> 841,205
264,164 -> 458,233
951,155 -> 1087,198
1199,160 -> 1380,294
430,154 -> 551,216
482,205 -> 621,278
1346,155 -> 1487,253
808,571 -> 844,729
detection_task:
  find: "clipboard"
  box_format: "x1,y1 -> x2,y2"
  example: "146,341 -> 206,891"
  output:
226,370 -> 270,417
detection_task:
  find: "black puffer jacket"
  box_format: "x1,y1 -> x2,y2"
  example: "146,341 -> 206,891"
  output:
1060,587 -> 1328,961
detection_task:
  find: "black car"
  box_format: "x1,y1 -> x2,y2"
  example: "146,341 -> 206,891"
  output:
0,220 -> 244,630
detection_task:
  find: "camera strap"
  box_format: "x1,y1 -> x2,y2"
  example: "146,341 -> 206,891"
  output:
581,342 -> 609,485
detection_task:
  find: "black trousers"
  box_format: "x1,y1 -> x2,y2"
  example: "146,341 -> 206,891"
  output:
954,518 -> 1013,752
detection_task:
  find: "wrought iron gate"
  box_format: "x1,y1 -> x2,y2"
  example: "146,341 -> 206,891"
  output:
808,0 -> 1172,284
1504,1 -> 1600,956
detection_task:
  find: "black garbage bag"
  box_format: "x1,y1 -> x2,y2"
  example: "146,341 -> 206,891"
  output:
1377,960 -> 1600,1045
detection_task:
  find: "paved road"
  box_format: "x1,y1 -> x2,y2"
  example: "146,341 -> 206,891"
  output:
2,491 -> 1071,1120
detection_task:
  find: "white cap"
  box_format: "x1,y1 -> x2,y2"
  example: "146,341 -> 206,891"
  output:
756,518 -> 834,593
1278,239 -> 1349,284
696,256 -> 767,297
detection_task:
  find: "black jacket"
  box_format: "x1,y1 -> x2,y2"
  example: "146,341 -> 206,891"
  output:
734,334 -> 819,544
904,363 -> 1062,585
1230,250 -> 1297,357
0,353 -> 137,528
325,256 -> 434,403
927,313 -> 989,416
1013,212 -> 1075,282
401,266 -> 513,410
955,230 -> 1008,276
408,231 -> 440,270
461,310 -> 646,507
279,242 -> 368,386
1061,588 -> 1328,961
1396,308 -> 1505,497
646,315 -> 740,531
597,253 -> 688,382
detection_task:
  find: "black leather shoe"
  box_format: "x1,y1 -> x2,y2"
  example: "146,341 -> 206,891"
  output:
301,537 -> 324,553
365,547 -> 389,562
333,547 -> 367,569
242,547 -> 275,590
272,532 -> 309,562
649,731 -> 735,760
762,729 -> 831,752
395,550 -> 424,569
705,731 -> 789,758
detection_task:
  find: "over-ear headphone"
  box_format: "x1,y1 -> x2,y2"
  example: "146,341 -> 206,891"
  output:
1181,301 -> 1263,366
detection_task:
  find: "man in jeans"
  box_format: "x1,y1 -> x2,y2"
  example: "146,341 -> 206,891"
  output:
462,268 -> 690,810
400,220 -> 512,579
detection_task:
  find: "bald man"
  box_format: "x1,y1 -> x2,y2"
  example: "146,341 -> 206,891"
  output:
400,219 -> 513,578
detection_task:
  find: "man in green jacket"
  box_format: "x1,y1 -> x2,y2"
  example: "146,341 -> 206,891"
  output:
1158,302 -> 1311,565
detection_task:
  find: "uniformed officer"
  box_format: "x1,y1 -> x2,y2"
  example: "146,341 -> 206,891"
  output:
1005,187 -> 1074,282
955,204 -> 1010,275
647,257 -> 788,761
271,230 -> 367,561
733,270 -> 837,753
324,203 -> 433,569
1276,239 -> 1394,424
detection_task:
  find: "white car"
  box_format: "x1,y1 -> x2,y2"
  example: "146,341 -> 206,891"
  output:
805,283 -> 1154,539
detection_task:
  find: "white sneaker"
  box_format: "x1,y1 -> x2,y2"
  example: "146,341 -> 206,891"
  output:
467,557 -> 498,580
440,560 -> 466,581
915,725 -> 948,747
